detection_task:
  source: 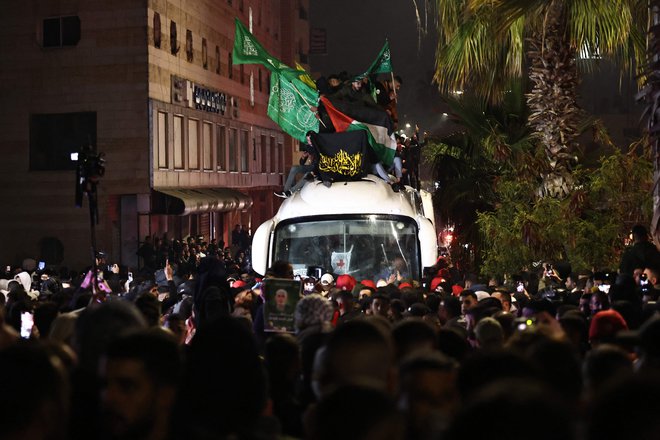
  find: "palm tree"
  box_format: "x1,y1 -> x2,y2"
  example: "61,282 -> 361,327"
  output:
638,2 -> 660,244
427,84 -> 538,268
427,0 -> 647,198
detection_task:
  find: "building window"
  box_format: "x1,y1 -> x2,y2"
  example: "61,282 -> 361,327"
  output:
173,115 -> 184,169
228,53 -> 233,79
260,135 -> 267,172
203,122 -> 212,170
215,46 -> 221,74
239,0 -> 244,12
270,136 -> 276,173
217,125 -> 227,170
188,119 -> 199,169
240,65 -> 245,84
202,38 -> 208,69
186,30 -> 193,62
258,69 -> 262,92
153,12 -> 161,48
277,142 -> 283,173
240,130 -> 249,172
170,21 -> 179,55
231,96 -> 240,118
228,128 -> 238,171
157,112 -> 168,168
42,16 -> 80,48
30,112 -> 96,171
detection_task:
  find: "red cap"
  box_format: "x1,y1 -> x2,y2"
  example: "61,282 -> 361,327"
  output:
589,309 -> 628,341
398,282 -> 413,290
430,277 -> 445,292
360,279 -> 376,290
451,284 -> 464,296
335,274 -> 357,291
232,280 -> 247,288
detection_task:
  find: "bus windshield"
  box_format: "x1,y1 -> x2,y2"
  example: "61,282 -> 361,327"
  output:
272,215 -> 421,282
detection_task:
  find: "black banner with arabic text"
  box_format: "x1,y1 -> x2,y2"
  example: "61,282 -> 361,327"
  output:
311,131 -> 369,182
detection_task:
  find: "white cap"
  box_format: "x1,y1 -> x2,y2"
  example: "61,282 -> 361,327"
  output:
475,290 -> 491,301
320,273 -> 334,285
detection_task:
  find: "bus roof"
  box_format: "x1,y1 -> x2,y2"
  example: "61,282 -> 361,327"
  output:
274,175 -> 420,221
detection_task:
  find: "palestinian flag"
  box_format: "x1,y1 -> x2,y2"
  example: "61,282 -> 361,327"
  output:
320,96 -> 396,167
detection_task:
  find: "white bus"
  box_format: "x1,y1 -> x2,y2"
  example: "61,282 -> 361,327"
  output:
251,175 -> 437,282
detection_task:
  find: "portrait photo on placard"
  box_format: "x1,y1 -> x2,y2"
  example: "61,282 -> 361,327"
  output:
263,278 -> 302,332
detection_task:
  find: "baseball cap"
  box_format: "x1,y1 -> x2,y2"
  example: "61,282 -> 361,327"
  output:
589,309 -> 628,342
360,279 -> 376,290
232,280 -> 247,289
320,273 -> 334,286
430,276 -> 445,292
475,291 -> 491,301
336,274 -> 357,291
451,284 -> 464,296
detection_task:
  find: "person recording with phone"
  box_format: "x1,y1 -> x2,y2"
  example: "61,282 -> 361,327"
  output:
640,266 -> 660,305
3,280 -> 35,340
78,251 -> 116,303
538,262 -> 562,293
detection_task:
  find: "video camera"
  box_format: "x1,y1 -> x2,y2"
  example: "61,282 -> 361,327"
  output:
74,145 -> 106,207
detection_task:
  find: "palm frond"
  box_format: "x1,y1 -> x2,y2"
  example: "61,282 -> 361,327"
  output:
568,0 -> 647,82
435,10 -> 526,102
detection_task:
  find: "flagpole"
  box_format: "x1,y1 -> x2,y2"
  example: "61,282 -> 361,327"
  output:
390,71 -> 398,103
290,82 -> 327,128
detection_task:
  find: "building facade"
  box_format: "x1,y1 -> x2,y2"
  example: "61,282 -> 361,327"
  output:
0,0 -> 310,270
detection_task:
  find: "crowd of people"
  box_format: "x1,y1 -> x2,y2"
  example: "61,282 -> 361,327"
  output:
3,224 -> 660,439
275,71 -> 426,199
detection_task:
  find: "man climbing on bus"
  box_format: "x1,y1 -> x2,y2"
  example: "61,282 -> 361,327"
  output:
275,131 -> 318,199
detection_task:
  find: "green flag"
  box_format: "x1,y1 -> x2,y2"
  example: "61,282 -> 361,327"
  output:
232,18 -> 287,71
294,61 -> 317,90
267,70 -> 319,142
356,40 -> 393,80
233,18 -> 320,141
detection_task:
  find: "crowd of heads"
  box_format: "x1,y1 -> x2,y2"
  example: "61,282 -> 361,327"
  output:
3,225 -> 660,439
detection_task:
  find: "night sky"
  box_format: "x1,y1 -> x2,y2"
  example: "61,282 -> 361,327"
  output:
309,0 -> 450,136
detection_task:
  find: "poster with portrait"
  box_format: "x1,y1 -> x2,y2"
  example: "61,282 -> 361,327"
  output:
263,278 -> 302,333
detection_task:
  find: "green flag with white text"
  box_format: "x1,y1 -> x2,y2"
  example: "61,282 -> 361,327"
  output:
356,40 -> 393,80
233,18 -> 319,142
267,70 -> 319,142
232,18 -> 287,71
